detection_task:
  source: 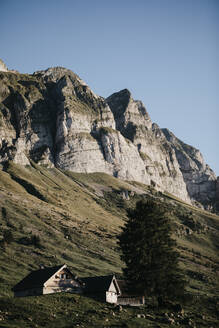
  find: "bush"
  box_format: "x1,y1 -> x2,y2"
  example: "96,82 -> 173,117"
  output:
18,234 -> 41,248
3,229 -> 14,244
1,207 -> 6,218
30,234 -> 41,247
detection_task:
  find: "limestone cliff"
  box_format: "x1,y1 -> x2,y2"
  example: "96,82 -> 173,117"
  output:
162,129 -> 217,209
0,59 -> 8,72
0,66 -> 217,209
106,90 -> 190,202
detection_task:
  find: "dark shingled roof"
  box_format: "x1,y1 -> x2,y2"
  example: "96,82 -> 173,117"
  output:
117,279 -> 144,297
12,265 -> 64,291
80,275 -> 116,293
117,280 -> 131,297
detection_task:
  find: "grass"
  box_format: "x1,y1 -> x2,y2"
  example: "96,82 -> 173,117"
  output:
0,162 -> 218,327
0,293 -> 218,328
139,151 -> 151,162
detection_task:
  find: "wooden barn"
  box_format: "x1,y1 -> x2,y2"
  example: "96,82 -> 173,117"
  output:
12,264 -> 83,297
80,275 -> 121,304
117,280 -> 145,306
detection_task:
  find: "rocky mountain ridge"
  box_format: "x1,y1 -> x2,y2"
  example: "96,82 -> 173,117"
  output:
0,63 -> 218,210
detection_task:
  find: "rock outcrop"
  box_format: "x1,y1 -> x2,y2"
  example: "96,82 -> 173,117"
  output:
0,65 -> 218,209
0,59 -> 8,72
106,90 -> 190,201
162,129 -> 217,209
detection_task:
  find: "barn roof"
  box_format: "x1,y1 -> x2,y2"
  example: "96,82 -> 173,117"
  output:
12,264 -> 66,291
117,279 -> 131,297
117,279 -> 144,297
81,275 -> 120,294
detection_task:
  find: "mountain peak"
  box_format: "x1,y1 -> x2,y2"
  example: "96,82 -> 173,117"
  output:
106,88 -> 132,103
33,66 -> 79,82
105,89 -> 132,119
33,66 -> 100,100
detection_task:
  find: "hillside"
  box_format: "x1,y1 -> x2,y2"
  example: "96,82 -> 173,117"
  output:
0,162 -> 218,327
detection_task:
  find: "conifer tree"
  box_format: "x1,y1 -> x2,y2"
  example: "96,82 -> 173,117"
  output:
118,200 -> 186,302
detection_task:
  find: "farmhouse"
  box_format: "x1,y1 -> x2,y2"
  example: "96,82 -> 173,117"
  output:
12,264 -> 83,297
12,266 -> 142,305
81,275 -> 121,304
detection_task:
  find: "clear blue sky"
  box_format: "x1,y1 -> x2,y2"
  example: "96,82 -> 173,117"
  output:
1,0 -> 218,175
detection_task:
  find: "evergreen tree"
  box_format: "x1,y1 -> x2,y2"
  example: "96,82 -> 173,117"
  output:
118,200 -> 186,302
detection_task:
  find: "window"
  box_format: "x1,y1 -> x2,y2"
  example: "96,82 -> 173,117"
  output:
60,273 -> 66,279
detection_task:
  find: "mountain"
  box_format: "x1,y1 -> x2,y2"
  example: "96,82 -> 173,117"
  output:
0,63 -> 218,211
0,61 -> 218,326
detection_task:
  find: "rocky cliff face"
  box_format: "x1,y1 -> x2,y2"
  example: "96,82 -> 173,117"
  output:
0,59 -> 8,72
0,65 -> 218,209
162,129 -> 217,209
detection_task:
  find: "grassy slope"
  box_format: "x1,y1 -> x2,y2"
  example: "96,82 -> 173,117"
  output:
0,162 -> 126,296
0,162 -> 218,327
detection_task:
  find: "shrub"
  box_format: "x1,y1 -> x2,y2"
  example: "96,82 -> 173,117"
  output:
3,229 -> 14,244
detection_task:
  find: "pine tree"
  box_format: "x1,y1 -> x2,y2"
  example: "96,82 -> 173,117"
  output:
118,200 -> 186,302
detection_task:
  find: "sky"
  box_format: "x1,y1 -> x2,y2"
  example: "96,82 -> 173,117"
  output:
1,0 -> 219,175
